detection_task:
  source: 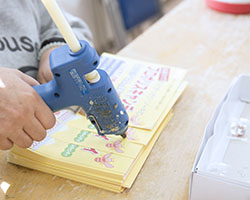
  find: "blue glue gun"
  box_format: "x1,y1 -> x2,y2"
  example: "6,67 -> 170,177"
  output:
34,40 -> 129,137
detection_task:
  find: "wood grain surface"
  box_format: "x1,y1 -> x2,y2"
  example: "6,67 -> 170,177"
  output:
1,0 -> 250,199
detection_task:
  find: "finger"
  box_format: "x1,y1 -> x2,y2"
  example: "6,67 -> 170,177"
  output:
19,71 -> 39,86
37,73 -> 47,84
44,70 -> 53,82
34,98 -> 56,129
8,130 -> 33,149
0,136 -> 13,150
23,117 -> 47,141
39,77 -> 47,84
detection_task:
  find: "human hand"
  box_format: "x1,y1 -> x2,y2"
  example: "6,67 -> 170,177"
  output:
0,67 -> 56,150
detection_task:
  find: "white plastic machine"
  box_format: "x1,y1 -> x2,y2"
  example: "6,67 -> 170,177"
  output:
190,75 -> 250,200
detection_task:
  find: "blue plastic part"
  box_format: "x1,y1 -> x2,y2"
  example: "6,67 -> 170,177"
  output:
117,0 -> 161,30
33,40 -> 129,136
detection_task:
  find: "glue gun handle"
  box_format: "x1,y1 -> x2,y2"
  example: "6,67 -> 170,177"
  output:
33,79 -> 62,112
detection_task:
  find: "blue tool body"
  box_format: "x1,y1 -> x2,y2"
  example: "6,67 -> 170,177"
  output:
34,40 -> 129,136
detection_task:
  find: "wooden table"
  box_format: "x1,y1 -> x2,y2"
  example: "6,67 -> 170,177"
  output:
1,0 -> 250,199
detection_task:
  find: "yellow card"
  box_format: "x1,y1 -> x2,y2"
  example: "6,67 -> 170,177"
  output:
24,138 -> 135,176
50,125 -> 143,159
99,53 -> 186,129
7,152 -> 125,193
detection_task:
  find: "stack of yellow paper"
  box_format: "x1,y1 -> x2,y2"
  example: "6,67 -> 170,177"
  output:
7,53 -> 187,193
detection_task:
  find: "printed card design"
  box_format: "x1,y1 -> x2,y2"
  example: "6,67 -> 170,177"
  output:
27,139 -> 135,175
99,53 -> 186,129
51,126 -> 143,159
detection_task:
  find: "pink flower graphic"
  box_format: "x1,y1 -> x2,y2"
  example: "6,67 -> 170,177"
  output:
106,140 -> 123,153
94,153 -> 114,168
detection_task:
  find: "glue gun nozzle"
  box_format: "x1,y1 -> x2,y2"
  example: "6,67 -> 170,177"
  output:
121,133 -> 127,139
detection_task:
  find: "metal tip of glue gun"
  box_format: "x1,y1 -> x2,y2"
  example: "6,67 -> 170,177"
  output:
121,133 -> 127,139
